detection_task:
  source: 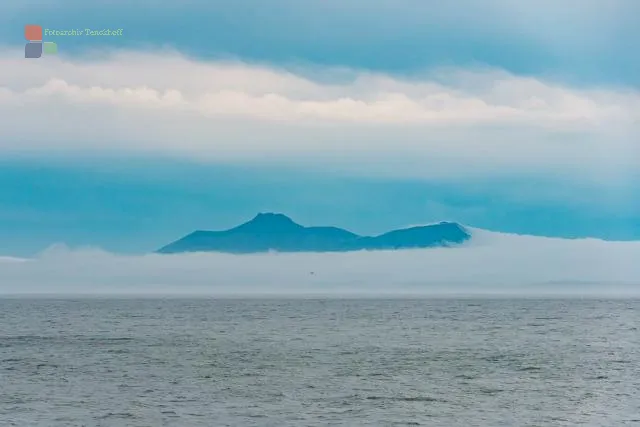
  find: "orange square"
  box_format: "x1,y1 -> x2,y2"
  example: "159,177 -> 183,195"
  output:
25,25 -> 42,41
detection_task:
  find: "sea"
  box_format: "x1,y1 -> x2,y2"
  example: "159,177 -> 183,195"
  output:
0,297 -> 638,426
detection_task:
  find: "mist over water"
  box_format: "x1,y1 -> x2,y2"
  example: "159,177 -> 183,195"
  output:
1,229 -> 639,296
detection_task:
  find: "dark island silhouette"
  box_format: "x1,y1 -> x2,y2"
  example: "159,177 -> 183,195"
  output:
157,213 -> 471,254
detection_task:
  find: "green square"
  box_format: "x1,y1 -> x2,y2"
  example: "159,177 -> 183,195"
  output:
43,42 -> 57,54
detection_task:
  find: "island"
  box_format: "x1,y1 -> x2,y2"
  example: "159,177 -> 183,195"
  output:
157,213 -> 471,254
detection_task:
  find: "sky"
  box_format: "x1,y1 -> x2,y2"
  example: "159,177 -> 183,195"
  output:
0,0 -> 639,259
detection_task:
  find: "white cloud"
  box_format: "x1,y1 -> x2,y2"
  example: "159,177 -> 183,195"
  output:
1,229 -> 639,296
0,50 -> 638,180
2,50 -> 637,124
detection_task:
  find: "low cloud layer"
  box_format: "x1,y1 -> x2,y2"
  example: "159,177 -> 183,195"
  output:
1,50 -> 638,180
1,229 -> 639,296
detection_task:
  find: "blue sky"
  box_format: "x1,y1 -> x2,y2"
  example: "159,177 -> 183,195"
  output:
0,0 -> 639,256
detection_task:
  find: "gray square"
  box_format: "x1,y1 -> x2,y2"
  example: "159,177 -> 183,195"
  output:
25,42 -> 42,58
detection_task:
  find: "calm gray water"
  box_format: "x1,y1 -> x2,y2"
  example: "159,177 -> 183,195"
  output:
0,298 -> 639,426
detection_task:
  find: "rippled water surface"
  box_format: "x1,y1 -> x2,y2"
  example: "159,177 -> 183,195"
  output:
0,298 -> 639,426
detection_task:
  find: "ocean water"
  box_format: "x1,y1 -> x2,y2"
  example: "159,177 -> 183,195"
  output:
0,298 -> 638,426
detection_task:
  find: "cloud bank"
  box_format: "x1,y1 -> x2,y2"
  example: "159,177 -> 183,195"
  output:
1,229 -> 639,296
1,50 -> 638,180
3,51 -> 637,125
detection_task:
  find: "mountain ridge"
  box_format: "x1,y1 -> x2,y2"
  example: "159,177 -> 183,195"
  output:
157,212 -> 471,254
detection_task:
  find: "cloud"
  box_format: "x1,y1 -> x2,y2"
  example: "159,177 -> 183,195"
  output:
1,229 -> 639,296
0,50 -> 638,182
0,256 -> 26,263
1,51 -> 637,125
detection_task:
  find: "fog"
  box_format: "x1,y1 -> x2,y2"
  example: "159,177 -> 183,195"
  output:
1,229 -> 638,297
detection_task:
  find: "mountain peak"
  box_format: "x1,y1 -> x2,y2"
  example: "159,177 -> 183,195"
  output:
236,212 -> 303,231
253,212 -> 293,221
